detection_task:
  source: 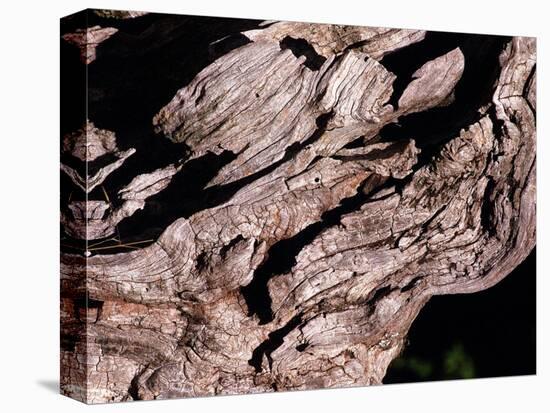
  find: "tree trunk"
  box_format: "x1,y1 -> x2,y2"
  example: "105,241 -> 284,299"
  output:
60,13 -> 536,403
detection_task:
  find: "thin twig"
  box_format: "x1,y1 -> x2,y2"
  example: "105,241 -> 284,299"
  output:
88,237 -> 118,248
88,239 -> 154,251
101,185 -> 111,204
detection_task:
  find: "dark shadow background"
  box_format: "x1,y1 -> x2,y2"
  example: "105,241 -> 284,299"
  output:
385,249 -> 536,383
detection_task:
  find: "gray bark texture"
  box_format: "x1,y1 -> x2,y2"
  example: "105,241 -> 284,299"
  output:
60,21 -> 536,403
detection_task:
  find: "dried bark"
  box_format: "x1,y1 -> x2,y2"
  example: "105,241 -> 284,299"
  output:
93,9 -> 149,19
60,18 -> 536,403
61,162 -> 182,240
62,26 -> 118,64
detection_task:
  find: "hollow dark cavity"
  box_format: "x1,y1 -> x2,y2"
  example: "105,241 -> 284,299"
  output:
127,375 -> 141,401
363,286 -> 395,315
335,140 -> 413,163
343,135 -> 366,149
220,235 -> 245,258
401,276 -> 423,292
60,332 -> 78,353
249,315 -> 303,372
241,178 -> 373,325
480,177 -> 497,236
280,36 -> 326,71
523,64 -> 536,114
195,251 -> 208,272
73,296 -> 104,310
379,33 -> 510,166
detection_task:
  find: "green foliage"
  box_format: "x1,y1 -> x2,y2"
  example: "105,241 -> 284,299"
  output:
443,342 -> 476,379
390,356 -> 434,379
386,341 -> 476,382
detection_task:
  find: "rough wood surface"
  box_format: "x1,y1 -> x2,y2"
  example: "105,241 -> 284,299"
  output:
60,19 -> 536,403
62,26 -> 118,64
93,9 -> 149,19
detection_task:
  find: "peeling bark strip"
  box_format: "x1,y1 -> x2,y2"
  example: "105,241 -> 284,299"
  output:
60,9 -> 536,404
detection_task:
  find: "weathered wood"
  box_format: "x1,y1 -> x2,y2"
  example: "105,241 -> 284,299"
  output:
60,18 -> 536,403
62,26 -> 118,64
93,9 -> 149,19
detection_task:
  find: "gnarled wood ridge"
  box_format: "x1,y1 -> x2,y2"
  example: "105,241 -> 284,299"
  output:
60,20 -> 536,403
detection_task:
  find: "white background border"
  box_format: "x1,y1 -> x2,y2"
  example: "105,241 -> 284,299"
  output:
0,0 -> 546,411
